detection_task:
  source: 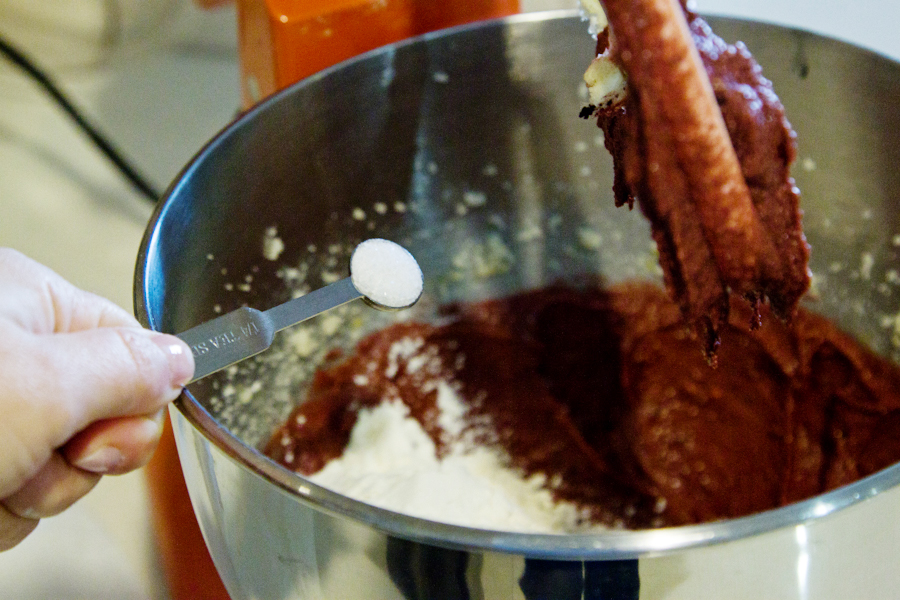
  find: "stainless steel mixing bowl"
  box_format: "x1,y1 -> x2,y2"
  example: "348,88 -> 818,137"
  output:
135,11 -> 900,599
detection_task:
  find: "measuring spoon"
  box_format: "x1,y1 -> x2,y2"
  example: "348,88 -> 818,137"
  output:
176,239 -> 423,384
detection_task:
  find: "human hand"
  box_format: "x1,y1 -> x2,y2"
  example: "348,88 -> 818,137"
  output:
0,249 -> 194,551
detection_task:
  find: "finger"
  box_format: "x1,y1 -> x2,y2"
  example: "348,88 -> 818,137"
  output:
0,502 -> 39,552
6,326 -> 193,450
50,327 -> 194,427
62,411 -> 166,475
0,248 -> 138,334
1,453 -> 100,520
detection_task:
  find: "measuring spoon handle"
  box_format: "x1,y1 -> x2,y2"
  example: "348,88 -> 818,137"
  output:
177,307 -> 276,384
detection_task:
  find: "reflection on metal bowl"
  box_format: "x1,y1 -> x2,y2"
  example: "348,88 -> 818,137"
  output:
135,12 -> 900,600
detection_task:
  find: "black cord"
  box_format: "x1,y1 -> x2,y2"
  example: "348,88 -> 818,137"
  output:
0,33 -> 162,202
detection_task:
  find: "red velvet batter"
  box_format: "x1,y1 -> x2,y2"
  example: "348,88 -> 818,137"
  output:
585,2 -> 811,359
266,283 -> 900,528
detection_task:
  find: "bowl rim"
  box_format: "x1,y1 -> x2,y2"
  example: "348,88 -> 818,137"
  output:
134,10 -> 900,560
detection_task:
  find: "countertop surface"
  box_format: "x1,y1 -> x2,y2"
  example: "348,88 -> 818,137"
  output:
0,0 -> 898,598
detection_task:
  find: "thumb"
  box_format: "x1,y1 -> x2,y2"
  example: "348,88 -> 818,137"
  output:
54,327 -> 194,432
9,325 -> 194,451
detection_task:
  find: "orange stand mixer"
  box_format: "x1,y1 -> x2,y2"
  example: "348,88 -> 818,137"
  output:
146,1 -> 518,598
237,0 -> 519,108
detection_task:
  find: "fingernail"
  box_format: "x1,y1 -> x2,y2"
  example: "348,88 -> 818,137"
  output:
150,333 -> 195,388
72,446 -> 124,474
16,506 -> 41,520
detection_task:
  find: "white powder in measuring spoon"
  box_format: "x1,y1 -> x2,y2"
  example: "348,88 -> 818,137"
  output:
350,239 -> 423,309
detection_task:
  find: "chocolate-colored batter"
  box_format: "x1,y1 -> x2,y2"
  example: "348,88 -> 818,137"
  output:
266,283 -> 900,528
583,1 -> 811,359
264,4 -> 889,530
